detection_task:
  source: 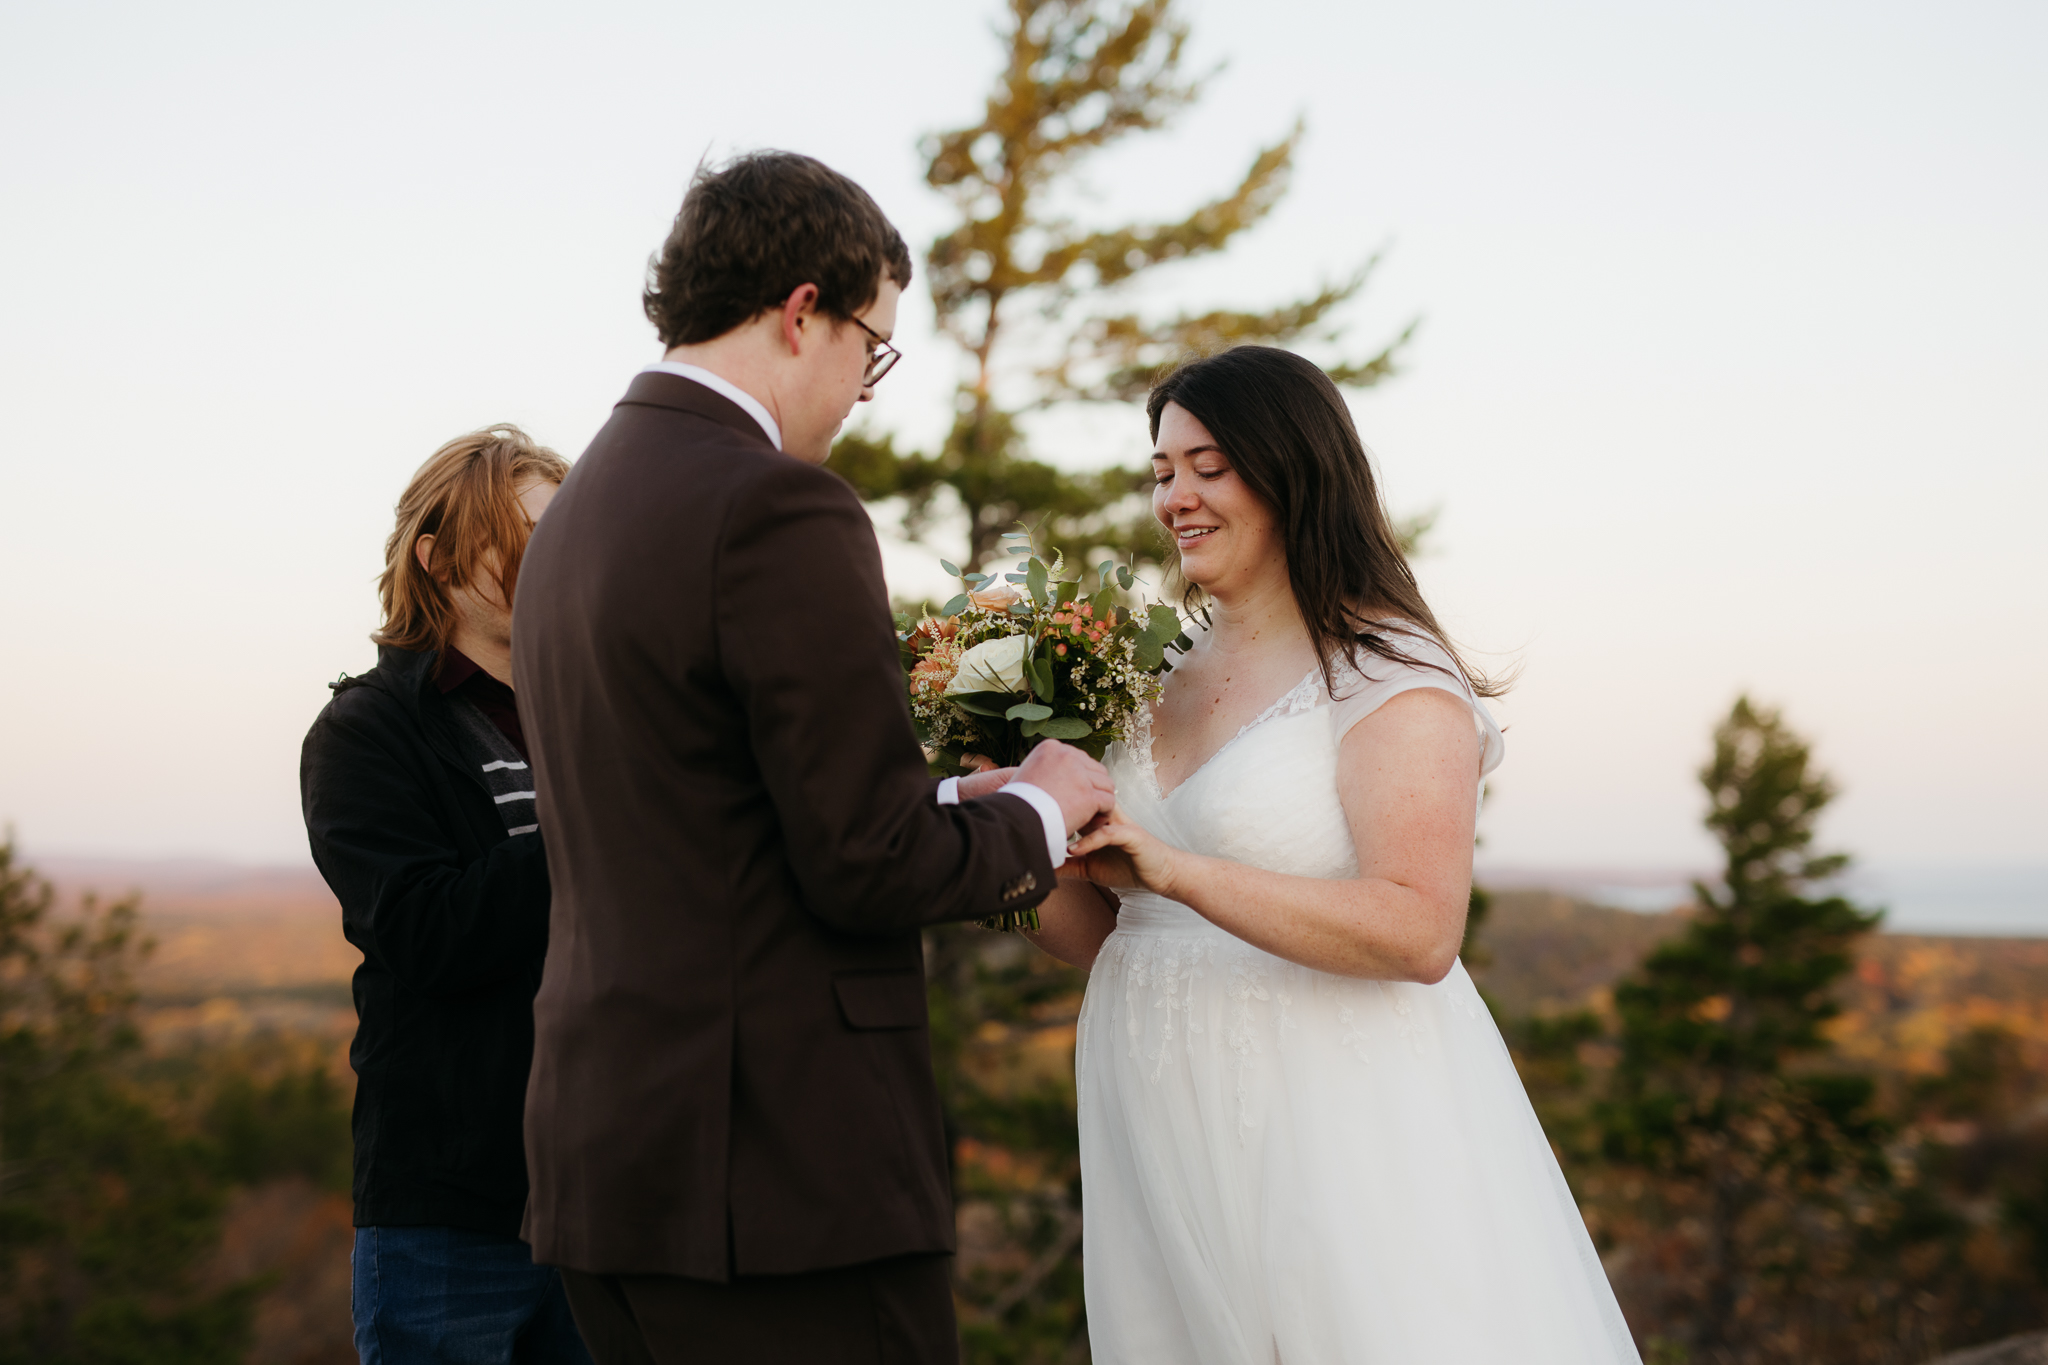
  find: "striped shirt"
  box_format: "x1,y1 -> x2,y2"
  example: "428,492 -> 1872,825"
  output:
437,648 -> 538,838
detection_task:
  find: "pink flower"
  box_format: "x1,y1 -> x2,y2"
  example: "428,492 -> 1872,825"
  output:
906,616 -> 958,654
909,642 -> 961,699
968,583 -> 1025,611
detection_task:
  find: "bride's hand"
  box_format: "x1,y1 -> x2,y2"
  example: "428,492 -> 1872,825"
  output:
955,754 -> 1019,801
1068,803 -> 1187,899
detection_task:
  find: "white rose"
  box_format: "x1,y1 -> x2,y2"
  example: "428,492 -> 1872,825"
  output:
945,634 -> 1031,696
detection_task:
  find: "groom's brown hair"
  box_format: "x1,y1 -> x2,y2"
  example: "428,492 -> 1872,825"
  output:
642,151 -> 913,348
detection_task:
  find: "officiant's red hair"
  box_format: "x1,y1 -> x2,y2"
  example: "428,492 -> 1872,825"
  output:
373,424 -> 568,667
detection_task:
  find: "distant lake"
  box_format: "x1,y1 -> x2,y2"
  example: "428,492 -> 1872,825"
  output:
1474,865 -> 2048,937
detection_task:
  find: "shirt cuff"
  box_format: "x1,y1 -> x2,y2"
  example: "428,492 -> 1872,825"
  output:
999,781 -> 1068,869
936,776 -> 962,806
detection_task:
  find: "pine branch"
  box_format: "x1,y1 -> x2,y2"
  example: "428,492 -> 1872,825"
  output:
924,0 -> 1201,331
1041,263 -> 1415,404
830,430 -> 942,503
1041,121 -> 1300,290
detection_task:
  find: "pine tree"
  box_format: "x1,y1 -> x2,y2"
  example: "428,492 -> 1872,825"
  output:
833,0 -> 1411,574
1596,698 -> 1892,1361
871,10 -> 1413,1354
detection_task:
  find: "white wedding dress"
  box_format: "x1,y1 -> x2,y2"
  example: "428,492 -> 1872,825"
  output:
1074,635 -> 1641,1364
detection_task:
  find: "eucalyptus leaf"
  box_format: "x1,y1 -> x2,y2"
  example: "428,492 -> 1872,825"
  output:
1019,717 -> 1045,738
1025,558 -> 1049,604
1135,634 -> 1164,668
1055,580 -> 1078,605
1035,717 -> 1094,740
940,560 -> 960,577
939,593 -> 969,616
1117,565 -> 1135,590
1028,655 -> 1056,700
1147,604 -> 1181,636
950,692 -> 1014,718
1009,601 -> 1033,616
1174,632 -> 1194,652
963,572 -> 991,584
1005,701 -> 1053,722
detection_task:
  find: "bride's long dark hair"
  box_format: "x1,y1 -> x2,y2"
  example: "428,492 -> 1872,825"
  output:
1146,346 -> 1507,699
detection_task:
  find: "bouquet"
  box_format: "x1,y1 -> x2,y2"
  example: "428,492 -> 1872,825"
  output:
897,528 -> 1190,929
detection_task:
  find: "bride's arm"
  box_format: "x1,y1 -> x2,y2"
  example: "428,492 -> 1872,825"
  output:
1071,688 -> 1479,983
1022,871 -> 1120,970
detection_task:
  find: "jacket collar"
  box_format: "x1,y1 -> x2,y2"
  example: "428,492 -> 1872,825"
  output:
615,371 -> 780,450
373,644 -> 442,717
363,644 -> 490,793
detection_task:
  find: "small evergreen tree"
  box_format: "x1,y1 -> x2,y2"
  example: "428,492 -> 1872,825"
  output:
1595,699 -> 1894,1362
0,837 -> 260,1365
834,0 -> 1411,574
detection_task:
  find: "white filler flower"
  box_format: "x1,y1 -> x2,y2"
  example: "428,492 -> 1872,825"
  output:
945,634 -> 1031,696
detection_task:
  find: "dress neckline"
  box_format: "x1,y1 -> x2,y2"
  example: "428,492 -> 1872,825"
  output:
1139,663 -> 1323,803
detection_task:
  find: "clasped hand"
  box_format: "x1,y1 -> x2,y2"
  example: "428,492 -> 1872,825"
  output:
956,748 -> 1175,896
959,742 -> 1117,837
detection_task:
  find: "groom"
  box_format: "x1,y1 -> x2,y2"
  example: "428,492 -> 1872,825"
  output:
511,152 -> 1114,1364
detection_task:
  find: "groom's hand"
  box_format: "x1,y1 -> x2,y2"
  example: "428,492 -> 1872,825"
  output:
1062,845 -> 1141,890
1015,741 -> 1116,837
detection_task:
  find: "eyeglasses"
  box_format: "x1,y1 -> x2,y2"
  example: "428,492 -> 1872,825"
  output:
849,315 -> 901,388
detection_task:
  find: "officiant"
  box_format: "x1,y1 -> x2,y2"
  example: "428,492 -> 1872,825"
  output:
300,426 -> 592,1365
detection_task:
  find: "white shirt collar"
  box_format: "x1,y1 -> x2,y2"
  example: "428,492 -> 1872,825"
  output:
638,361 -> 782,451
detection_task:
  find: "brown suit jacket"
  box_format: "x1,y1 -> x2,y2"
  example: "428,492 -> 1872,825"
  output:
511,373 -> 1055,1281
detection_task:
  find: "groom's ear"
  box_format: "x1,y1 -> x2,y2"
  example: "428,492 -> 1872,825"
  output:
779,283 -> 822,356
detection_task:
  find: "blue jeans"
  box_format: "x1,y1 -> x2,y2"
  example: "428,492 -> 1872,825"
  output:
352,1226 -> 594,1365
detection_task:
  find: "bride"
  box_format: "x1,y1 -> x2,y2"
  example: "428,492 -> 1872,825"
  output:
1027,347 -> 1641,1364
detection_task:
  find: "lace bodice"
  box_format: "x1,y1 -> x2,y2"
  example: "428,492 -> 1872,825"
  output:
1108,633 -> 1505,930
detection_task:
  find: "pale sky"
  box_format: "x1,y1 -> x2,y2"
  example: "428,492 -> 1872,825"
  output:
2,0 -> 2043,879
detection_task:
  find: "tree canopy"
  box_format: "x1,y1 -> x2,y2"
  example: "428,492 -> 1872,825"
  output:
0,839 -> 350,1365
833,0 -> 1413,573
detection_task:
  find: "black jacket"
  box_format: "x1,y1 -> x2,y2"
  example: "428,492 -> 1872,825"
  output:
300,644 -> 551,1236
